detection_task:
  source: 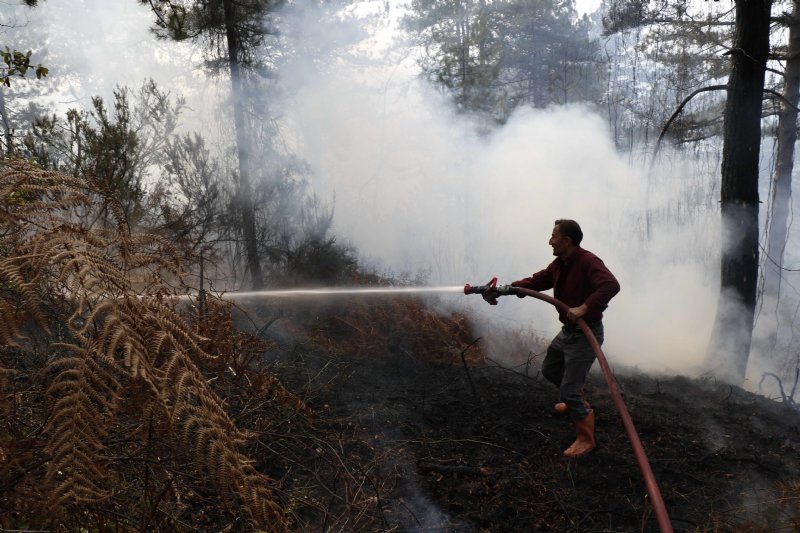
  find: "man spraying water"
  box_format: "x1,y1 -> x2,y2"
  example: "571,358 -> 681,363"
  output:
512,219 -> 619,457
469,219 -> 620,458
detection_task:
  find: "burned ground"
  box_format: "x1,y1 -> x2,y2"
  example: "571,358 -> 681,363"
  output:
264,298 -> 800,532
5,295 -> 797,532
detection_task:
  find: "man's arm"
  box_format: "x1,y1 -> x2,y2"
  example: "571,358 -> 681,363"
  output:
511,262 -> 556,293
566,303 -> 590,322
582,256 -> 621,315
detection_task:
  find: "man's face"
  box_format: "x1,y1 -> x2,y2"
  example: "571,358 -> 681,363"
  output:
549,225 -> 572,257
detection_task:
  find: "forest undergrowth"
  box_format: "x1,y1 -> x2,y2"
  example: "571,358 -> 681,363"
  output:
0,158 -> 484,531
0,158 -> 295,530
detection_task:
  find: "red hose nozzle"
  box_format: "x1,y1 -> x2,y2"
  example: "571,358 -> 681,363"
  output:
464,277 -> 497,295
464,277 -> 507,305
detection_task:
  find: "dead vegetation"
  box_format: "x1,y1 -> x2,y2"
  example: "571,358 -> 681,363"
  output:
0,158 -> 289,530
0,158 -> 484,531
307,296 -> 483,366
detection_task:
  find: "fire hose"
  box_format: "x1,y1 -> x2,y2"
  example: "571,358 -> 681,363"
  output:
464,278 -> 674,533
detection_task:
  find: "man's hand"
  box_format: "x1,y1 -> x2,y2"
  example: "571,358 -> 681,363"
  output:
566,304 -> 588,322
510,280 -> 526,298
482,288 -> 499,305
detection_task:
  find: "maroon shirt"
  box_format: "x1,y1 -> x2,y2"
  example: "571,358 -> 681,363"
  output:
511,247 -> 620,324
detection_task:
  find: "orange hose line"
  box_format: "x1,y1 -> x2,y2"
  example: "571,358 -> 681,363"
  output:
513,287 -> 674,533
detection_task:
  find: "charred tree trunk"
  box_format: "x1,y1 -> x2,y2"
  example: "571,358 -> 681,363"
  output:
223,0 -> 264,289
760,6 -> 800,353
708,0 -> 772,384
0,91 -> 11,155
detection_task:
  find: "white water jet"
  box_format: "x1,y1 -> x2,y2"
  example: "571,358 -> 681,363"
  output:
178,286 -> 465,300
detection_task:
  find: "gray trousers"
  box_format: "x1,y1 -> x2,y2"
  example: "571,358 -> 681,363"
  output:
541,322 -> 603,420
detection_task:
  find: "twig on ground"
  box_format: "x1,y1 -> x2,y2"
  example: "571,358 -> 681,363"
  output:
417,462 -> 493,476
460,337 -> 481,398
758,372 -> 796,405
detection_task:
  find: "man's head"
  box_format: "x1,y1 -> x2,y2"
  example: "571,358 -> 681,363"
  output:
549,219 -> 583,258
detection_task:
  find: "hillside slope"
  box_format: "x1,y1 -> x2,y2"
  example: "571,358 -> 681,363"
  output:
268,300 -> 800,532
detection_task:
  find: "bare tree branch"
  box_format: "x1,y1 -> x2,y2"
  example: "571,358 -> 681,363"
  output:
653,84 -> 800,162
652,84 -> 727,160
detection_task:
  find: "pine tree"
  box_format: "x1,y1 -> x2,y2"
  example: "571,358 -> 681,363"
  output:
144,0 -> 285,288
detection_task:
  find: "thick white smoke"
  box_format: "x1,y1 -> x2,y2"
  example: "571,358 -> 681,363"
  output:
276,2 -> 722,376
7,0 -> 774,381
2,0 -> 207,130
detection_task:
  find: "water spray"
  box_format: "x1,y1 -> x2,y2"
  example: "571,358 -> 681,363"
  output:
175,286 -> 465,302
464,277 -> 674,533
213,286 -> 463,299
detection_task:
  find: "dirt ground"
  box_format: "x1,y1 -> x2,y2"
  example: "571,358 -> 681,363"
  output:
266,306 -> 800,533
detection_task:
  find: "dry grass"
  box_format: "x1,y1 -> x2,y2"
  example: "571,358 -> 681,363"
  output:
307,296 -> 484,366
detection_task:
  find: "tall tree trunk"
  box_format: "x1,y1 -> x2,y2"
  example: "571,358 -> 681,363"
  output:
459,2 -> 470,109
0,90 -> 12,155
223,0 -> 264,289
759,6 -> 800,354
708,0 -> 772,384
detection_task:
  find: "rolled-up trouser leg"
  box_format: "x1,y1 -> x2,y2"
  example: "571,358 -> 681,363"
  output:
552,323 -> 603,420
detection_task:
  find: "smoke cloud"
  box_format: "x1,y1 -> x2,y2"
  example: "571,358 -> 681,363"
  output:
276,2 -> 721,377
6,0 -> 754,379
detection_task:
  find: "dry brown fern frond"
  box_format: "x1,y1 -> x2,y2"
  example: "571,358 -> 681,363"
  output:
195,299 -> 311,417
158,345 -> 285,526
0,161 -> 92,220
0,298 -> 23,347
0,256 -> 51,336
42,346 -> 124,507
84,169 -> 131,238
0,158 -> 288,531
